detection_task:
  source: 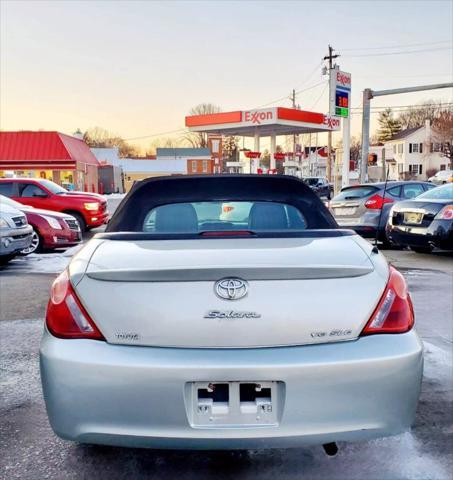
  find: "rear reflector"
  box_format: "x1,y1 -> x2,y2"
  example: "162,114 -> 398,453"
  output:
365,194 -> 394,209
46,270 -> 104,340
360,266 -> 414,335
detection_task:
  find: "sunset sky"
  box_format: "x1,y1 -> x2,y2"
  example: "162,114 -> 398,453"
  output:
1,0 -> 452,152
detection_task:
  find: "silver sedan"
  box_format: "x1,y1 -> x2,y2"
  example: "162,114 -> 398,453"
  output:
40,175 -> 422,451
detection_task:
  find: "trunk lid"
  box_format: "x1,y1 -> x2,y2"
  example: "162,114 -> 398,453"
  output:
72,237 -> 387,348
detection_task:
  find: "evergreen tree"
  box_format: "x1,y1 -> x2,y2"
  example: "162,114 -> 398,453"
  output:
377,108 -> 402,142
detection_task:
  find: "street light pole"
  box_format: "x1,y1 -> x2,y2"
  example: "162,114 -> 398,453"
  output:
359,82 -> 453,184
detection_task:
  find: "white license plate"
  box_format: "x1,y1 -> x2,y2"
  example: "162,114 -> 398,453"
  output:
404,212 -> 423,224
335,207 -> 356,216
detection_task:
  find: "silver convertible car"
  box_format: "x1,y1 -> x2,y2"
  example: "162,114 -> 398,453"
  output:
40,175 -> 422,453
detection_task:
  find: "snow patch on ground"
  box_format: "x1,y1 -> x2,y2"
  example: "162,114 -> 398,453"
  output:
10,244 -> 82,273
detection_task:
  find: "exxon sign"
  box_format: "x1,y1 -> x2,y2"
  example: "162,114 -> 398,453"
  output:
243,109 -> 276,125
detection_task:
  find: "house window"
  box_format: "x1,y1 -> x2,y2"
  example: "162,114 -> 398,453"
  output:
409,164 -> 423,175
398,163 -> 404,173
191,160 -> 197,172
433,143 -> 442,152
398,143 -> 403,154
410,143 -> 419,153
202,160 -> 208,173
440,164 -> 446,171
393,145 -> 396,154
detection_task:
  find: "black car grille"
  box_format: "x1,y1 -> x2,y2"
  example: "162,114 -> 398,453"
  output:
65,219 -> 80,231
12,216 -> 27,227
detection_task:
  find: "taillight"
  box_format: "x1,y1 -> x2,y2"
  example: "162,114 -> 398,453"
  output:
361,266 -> 414,335
46,270 -> 104,340
435,204 -> 453,220
365,194 -> 394,209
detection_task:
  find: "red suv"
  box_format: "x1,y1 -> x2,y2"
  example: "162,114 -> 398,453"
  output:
0,179 -> 109,231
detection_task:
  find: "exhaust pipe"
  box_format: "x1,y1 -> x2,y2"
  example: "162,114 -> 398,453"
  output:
322,442 -> 338,456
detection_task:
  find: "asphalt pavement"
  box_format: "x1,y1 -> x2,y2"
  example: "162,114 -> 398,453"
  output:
0,196 -> 452,479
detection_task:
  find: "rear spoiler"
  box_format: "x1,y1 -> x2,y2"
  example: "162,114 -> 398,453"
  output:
86,265 -> 373,282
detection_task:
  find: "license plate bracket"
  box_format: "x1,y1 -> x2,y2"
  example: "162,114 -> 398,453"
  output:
404,212 -> 423,225
335,207 -> 356,216
186,381 -> 281,428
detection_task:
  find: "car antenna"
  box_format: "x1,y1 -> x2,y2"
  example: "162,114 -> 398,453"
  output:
374,162 -> 390,248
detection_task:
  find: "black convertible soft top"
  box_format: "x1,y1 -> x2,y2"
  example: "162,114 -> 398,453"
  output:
105,174 -> 341,236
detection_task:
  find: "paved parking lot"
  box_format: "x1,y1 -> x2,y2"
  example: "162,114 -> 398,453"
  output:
0,195 -> 452,479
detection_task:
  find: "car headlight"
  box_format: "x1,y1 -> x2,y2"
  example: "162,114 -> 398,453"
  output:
41,215 -> 63,230
83,202 -> 99,211
0,218 -> 9,228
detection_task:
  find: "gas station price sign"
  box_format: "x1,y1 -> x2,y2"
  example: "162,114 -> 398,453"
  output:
335,89 -> 349,117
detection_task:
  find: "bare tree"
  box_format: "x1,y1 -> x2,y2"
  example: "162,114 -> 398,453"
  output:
222,136 -> 239,160
182,103 -> 222,148
398,100 -> 446,129
83,126 -> 139,158
432,110 -> 453,169
146,137 -> 180,156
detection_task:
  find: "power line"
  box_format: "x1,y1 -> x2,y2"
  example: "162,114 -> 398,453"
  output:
122,128 -> 187,142
309,82 -> 329,110
344,46 -> 452,58
341,40 -> 451,52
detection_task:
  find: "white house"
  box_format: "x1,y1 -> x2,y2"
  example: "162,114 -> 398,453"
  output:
384,120 -> 449,181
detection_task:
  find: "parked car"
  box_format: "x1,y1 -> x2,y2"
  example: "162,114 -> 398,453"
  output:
0,200 -> 33,264
0,178 -> 108,231
0,195 -> 81,254
302,176 -> 334,199
41,175 -> 421,452
330,181 -> 435,246
428,169 -> 453,185
387,183 -> 453,253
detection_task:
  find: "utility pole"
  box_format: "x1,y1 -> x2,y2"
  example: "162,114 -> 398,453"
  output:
291,89 -> 297,167
323,45 -> 340,182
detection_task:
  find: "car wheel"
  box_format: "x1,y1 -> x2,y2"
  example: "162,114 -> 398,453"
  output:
71,212 -> 87,232
19,228 -> 42,255
410,246 -> 433,254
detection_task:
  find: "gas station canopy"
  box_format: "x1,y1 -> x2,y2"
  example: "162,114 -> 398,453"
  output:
185,107 -> 341,137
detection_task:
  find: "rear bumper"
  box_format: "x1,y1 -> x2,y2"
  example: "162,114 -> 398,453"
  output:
387,220 -> 453,250
40,329 -> 423,449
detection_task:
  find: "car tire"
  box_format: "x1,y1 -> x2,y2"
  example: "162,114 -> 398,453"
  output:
0,254 -> 17,265
410,246 -> 433,254
19,228 -> 42,255
71,212 -> 87,232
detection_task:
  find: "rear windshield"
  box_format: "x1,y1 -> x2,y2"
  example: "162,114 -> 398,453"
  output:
333,186 -> 378,201
143,201 -> 307,233
106,175 -> 339,235
416,183 -> 453,200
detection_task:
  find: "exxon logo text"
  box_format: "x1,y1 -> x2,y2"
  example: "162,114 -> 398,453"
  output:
324,116 -> 341,129
336,71 -> 351,87
244,110 -> 273,124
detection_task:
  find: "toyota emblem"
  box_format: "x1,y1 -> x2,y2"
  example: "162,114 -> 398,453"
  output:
214,278 -> 248,300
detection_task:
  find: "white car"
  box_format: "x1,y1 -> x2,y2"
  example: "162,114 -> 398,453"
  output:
428,169 -> 453,184
0,199 -> 33,264
40,175 -> 422,453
